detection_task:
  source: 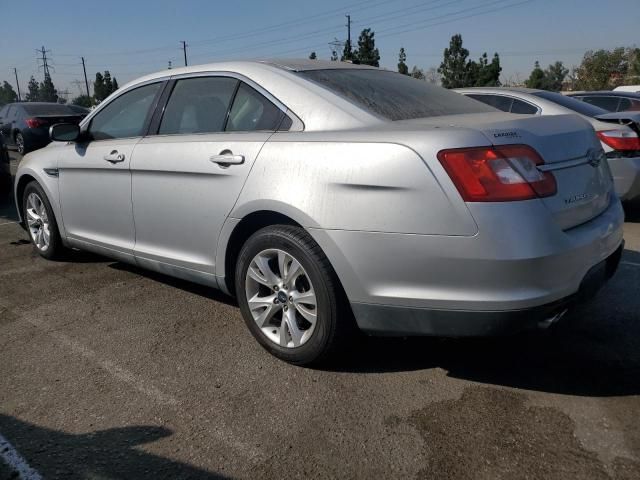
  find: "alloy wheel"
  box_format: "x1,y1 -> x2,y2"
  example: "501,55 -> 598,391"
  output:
16,134 -> 25,155
26,192 -> 50,251
244,248 -> 318,348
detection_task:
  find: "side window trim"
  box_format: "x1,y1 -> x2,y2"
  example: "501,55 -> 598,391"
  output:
162,71 -> 303,132
222,80 -> 242,132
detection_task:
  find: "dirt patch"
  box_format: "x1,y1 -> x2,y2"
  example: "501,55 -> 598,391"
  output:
403,386 -> 639,479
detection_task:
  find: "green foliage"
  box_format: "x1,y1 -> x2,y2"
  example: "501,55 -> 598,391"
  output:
354,28 -> 380,67
410,66 -> 425,80
38,74 -> 58,103
575,47 -> 637,90
94,70 -> 118,102
438,34 -> 501,88
525,61 -> 568,91
309,51 -> 317,60
341,39 -> 354,62
25,76 -> 40,102
0,81 -> 18,106
72,95 -> 93,108
398,47 -> 409,75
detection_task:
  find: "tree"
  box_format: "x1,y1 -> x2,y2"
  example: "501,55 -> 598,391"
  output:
474,53 -> 502,87
398,47 -> 408,75
341,39 -> 354,62
425,67 -> 442,85
112,77 -> 119,91
525,61 -> 546,89
94,72 -> 106,102
525,60 -> 568,91
438,34 -> 470,88
575,48 -> 629,90
309,51 -> 317,60
410,66 -> 425,80
0,81 -> 18,106
103,71 -> 113,95
72,95 -> 93,108
38,74 -> 58,103
25,76 -> 40,102
354,28 -> 380,67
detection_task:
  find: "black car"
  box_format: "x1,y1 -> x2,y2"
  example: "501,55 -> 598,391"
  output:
566,91 -> 640,113
0,134 -> 10,189
0,102 -> 87,155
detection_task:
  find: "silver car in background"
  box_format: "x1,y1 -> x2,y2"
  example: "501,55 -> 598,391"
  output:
15,60 -> 624,364
456,87 -> 640,202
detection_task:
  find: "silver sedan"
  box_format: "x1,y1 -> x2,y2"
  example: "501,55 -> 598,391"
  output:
456,87 -> 640,202
15,60 -> 624,364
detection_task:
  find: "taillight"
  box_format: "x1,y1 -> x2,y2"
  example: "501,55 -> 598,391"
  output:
25,118 -> 45,128
597,130 -> 640,151
437,145 -> 557,202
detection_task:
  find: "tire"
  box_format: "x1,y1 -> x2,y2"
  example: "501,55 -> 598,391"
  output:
15,132 -> 26,155
22,181 -> 64,260
235,225 -> 351,365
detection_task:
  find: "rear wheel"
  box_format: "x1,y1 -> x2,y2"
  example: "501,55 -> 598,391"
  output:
15,132 -> 26,155
22,181 -> 64,259
235,225 -> 350,365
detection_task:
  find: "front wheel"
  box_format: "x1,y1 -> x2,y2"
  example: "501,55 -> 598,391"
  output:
235,225 -> 350,365
22,181 -> 64,259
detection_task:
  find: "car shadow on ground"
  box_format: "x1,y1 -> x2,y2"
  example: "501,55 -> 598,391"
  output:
624,201 -> 640,222
0,414 -> 228,479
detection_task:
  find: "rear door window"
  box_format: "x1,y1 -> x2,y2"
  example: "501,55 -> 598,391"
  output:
226,83 -> 285,132
466,94 -> 513,113
510,99 -> 538,114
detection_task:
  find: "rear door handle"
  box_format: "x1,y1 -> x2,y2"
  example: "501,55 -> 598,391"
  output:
210,152 -> 244,167
104,150 -> 125,163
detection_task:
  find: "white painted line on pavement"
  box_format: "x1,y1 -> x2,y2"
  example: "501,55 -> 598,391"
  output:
621,261 -> 640,268
0,432 -> 43,480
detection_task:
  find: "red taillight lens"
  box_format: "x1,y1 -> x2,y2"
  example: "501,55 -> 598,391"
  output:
597,130 -> 640,151
25,118 -> 45,128
437,145 -> 557,202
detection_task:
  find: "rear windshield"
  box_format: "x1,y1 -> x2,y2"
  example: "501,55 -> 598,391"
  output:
533,91 -> 608,118
22,104 -> 79,116
297,69 -> 495,121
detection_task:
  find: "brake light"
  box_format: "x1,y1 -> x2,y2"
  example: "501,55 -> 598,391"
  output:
597,130 -> 640,151
437,145 -> 557,202
25,118 -> 45,128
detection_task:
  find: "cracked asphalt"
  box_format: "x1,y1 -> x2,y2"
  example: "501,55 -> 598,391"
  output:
1,151 -> 639,479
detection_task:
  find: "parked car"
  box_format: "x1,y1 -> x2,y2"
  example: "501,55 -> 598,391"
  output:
565,91 -> 640,113
15,61 -> 623,364
0,102 -> 87,155
614,85 -> 640,93
456,87 -> 640,202
0,135 -> 9,187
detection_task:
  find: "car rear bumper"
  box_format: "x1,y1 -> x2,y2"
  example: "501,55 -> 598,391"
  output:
609,155 -> 640,201
351,244 -> 622,336
310,196 -> 624,336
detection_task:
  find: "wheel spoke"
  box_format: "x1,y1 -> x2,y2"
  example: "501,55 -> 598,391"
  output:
284,308 -> 304,347
35,228 -> 43,247
254,254 -> 281,286
26,208 -> 39,225
42,226 -> 50,245
283,258 -> 302,285
248,293 -> 282,327
294,302 -> 317,325
291,289 -> 316,306
279,319 -> 289,347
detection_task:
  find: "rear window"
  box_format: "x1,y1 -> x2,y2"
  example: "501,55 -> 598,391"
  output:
297,69 -> 495,121
22,104 -> 79,116
533,91 -> 608,118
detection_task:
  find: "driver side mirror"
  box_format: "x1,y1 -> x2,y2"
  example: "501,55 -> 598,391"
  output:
50,123 -> 81,142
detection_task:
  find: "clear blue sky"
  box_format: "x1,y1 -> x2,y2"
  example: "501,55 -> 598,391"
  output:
1,0 -> 638,99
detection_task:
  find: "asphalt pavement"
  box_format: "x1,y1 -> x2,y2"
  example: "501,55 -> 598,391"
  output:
1,151 -> 639,479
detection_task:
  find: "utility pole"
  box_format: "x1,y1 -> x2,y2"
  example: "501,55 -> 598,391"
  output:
81,56 -> 90,97
37,46 -> 52,79
344,14 -> 352,61
181,41 -> 188,66
13,68 -> 21,101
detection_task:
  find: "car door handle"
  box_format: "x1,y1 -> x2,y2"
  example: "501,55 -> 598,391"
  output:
104,150 -> 125,163
209,153 -> 244,167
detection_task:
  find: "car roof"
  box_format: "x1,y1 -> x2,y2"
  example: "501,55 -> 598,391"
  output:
566,90 -> 640,99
